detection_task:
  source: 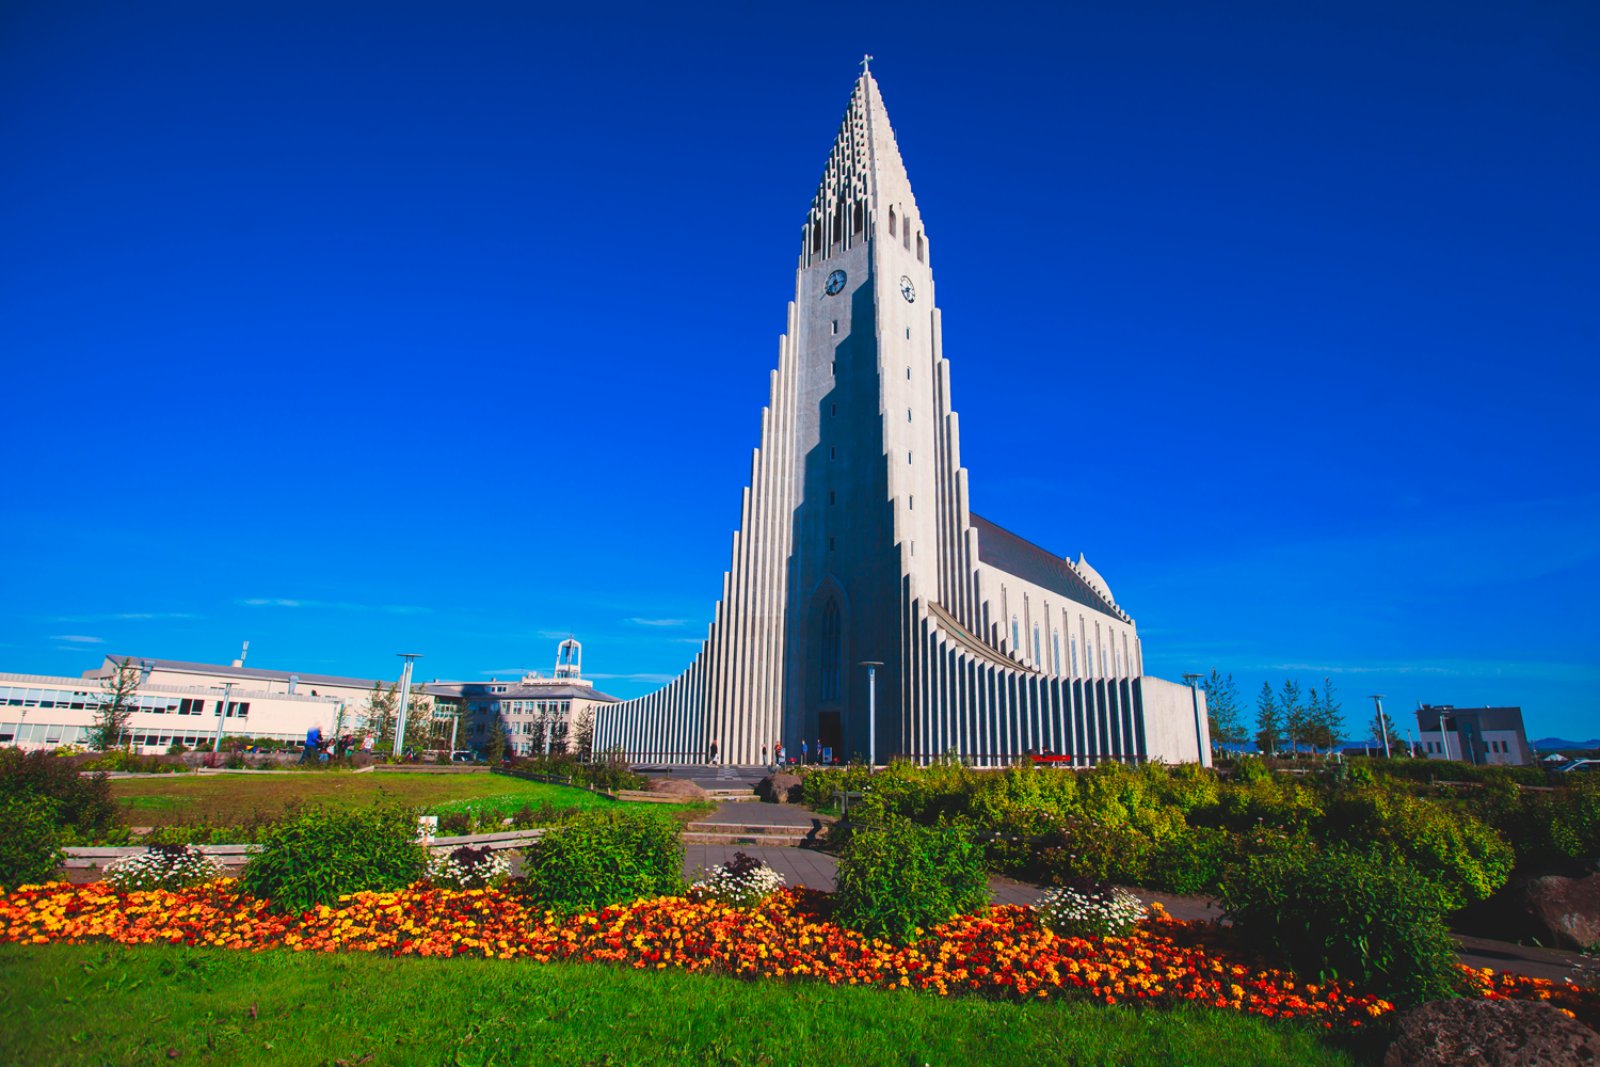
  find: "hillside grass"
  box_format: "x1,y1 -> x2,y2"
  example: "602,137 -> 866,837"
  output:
0,942 -> 1370,1066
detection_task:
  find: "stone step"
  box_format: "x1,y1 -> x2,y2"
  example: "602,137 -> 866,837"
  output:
680,831 -> 811,846
685,821 -> 824,835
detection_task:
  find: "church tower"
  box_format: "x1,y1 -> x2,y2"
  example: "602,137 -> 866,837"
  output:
593,65 -> 1209,768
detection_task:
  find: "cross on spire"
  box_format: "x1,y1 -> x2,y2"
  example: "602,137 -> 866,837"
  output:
859,54 -> 873,75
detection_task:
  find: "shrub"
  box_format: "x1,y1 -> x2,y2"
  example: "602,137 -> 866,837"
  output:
0,747 -> 115,835
105,845 -> 222,891
519,809 -> 683,914
689,851 -> 786,907
0,794 -> 64,889
1034,878 -> 1145,939
1221,847 -> 1461,1006
425,845 -> 511,889
238,805 -> 427,913
1146,825 -> 1233,895
834,817 -> 988,943
79,750 -> 187,774
1550,777 -> 1600,866
1325,787 -> 1514,909
1032,815 -> 1156,886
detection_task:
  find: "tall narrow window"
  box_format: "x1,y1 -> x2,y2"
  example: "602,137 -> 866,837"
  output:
821,600 -> 841,702
917,232 -> 925,262
1032,626 -> 1042,666
828,490 -> 836,505
1011,616 -> 1021,651
908,495 -> 913,510
830,402 -> 837,416
1052,631 -> 1061,674
889,206 -> 897,236
906,366 -> 911,380
831,320 -> 838,335
906,408 -> 912,422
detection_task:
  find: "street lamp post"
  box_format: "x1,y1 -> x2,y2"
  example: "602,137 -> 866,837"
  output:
859,661 -> 883,769
1182,673 -> 1205,765
211,681 -> 235,754
393,653 -> 423,758
1366,694 -> 1391,759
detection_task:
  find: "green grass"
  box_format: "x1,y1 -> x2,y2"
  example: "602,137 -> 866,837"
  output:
0,943 -> 1369,1066
110,772 -> 707,828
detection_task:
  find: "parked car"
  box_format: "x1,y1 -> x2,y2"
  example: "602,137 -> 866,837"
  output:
450,750 -> 484,764
1558,759 -> 1600,774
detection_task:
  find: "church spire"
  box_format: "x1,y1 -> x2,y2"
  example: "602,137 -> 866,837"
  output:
801,63 -> 925,267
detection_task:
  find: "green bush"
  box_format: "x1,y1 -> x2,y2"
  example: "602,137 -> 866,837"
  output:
79,750 -> 187,774
1550,777 -> 1600,866
1221,847 -> 1462,1006
1325,787 -> 1513,909
237,805 -> 426,913
834,817 -> 988,943
0,794 -> 64,889
1032,815 -> 1156,886
1146,825 -> 1233,895
0,747 -> 115,835
519,809 -> 683,914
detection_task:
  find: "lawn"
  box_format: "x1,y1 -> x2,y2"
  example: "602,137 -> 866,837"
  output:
0,942 -> 1366,1066
111,771 -> 706,827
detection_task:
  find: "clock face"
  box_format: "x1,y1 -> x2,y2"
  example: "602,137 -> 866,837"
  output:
900,276 -> 916,303
825,269 -> 847,296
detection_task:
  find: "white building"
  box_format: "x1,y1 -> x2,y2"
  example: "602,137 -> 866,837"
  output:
594,66 -> 1207,767
428,639 -> 619,757
0,667 -> 344,753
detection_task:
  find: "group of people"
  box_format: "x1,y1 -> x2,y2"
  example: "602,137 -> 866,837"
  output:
702,738 -> 837,768
299,724 -> 378,764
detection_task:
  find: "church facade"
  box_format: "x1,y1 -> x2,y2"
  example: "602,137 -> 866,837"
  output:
594,68 -> 1208,768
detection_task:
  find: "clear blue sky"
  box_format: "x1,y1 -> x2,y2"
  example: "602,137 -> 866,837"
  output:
2,2 -> 1596,742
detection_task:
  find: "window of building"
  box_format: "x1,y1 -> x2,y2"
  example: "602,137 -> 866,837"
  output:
830,402 -> 837,416
831,320 -> 838,335
908,495 -> 913,510
1032,626 -> 1042,666
829,445 -> 836,460
906,408 -> 912,422
1070,636 -> 1078,675
821,599 -> 841,702
1011,616 -> 1020,651
1052,631 -> 1061,674
828,536 -> 835,551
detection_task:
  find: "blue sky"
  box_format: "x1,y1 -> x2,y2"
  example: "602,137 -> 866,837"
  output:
2,2 -> 1596,742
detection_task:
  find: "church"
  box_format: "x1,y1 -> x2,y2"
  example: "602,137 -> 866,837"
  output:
594,65 -> 1208,768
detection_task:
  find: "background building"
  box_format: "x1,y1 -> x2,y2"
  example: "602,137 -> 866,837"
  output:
1415,704 -> 1533,766
427,640 -> 618,757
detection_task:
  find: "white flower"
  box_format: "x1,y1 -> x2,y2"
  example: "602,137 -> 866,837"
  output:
689,852 -> 786,907
105,845 -> 223,891
425,845 -> 512,889
1034,881 -> 1145,938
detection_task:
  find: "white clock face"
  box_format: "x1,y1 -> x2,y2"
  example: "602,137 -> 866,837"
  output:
900,276 -> 916,303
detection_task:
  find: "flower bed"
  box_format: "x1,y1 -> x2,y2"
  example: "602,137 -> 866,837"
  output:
1,881 -> 1594,1032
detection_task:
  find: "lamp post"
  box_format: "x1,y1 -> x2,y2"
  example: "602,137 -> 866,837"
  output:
1366,694 -> 1391,759
211,682 -> 235,754
393,653 -> 423,758
859,661 -> 883,770
1182,673 -> 1205,765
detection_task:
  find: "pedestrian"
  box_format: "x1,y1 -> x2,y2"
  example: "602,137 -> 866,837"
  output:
800,739 -> 808,765
761,743 -> 768,768
709,738 -> 719,765
816,737 -> 823,765
361,733 -> 375,757
300,723 -> 322,764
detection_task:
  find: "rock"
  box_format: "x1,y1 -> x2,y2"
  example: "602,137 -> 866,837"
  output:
1523,872 -> 1600,952
645,777 -> 709,799
757,772 -> 802,804
1382,997 -> 1600,1067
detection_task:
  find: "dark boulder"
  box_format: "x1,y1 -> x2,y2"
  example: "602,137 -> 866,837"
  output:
756,772 -> 802,804
1523,872 -> 1600,952
1383,997 -> 1600,1066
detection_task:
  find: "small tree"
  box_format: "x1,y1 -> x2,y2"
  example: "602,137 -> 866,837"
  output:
1202,670 -> 1244,754
1254,682 -> 1281,757
571,707 -> 595,761
1279,679 -> 1304,759
363,683 -> 399,751
90,658 -> 142,750
485,716 -> 508,764
401,692 -> 435,753
1309,677 -> 1345,755
1371,711 -> 1405,755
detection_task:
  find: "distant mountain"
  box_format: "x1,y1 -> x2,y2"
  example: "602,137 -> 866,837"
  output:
1532,737 -> 1600,752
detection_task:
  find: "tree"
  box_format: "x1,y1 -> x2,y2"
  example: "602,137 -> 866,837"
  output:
1371,710 -> 1405,755
1279,679 -> 1304,758
363,683 -> 399,751
485,716 -> 508,764
90,658 -> 142,750
571,708 -> 595,761
1311,676 -> 1345,755
401,692 -> 435,753
1254,682 -> 1281,756
1202,670 -> 1244,753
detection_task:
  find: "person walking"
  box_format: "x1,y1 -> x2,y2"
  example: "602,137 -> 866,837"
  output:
800,739 -> 808,765
300,723 -> 322,765
816,737 -> 823,765
709,739 -> 719,765
761,743 -> 768,768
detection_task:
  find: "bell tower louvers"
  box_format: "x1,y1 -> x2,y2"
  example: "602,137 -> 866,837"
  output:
592,69 -> 1210,768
